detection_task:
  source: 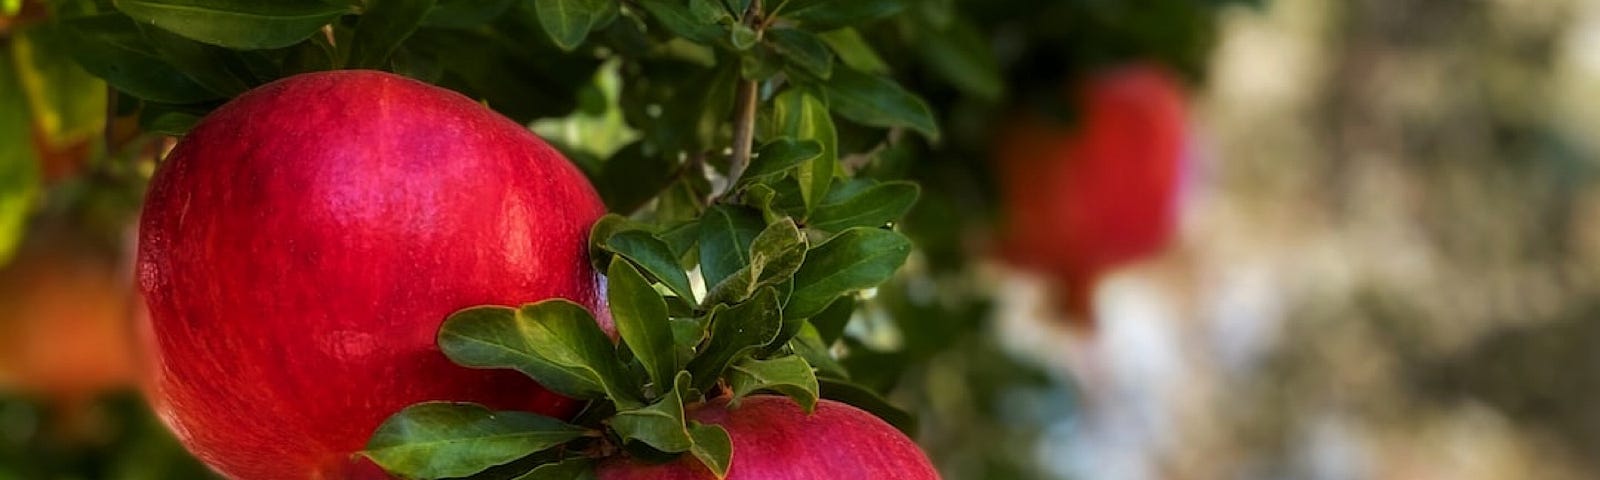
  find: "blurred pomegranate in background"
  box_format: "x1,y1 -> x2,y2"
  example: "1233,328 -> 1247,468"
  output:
995,64 -> 1189,329
0,222 -> 138,428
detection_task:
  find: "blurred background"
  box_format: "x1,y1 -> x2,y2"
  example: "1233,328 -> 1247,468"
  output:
6,0 -> 1600,478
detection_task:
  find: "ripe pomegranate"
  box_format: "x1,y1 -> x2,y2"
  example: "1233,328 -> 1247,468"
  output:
137,70 -> 608,479
597,396 -> 940,480
994,64 -> 1188,328
0,224 -> 137,413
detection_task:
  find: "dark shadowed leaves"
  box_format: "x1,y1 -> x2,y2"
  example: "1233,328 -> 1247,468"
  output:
115,0 -> 349,49
686,288 -> 782,391
347,0 -> 436,69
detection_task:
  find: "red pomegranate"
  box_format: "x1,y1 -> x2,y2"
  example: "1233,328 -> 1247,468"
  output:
995,64 -> 1189,327
597,396 -> 940,480
137,70 -> 608,479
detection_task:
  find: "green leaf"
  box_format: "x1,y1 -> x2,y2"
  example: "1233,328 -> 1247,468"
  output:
347,0 -> 435,69
0,57 -> 38,267
781,0 -> 903,31
60,14 -> 222,104
822,66 -> 939,140
817,28 -> 887,74
790,321 -> 847,379
114,0 -> 350,50
818,377 -> 916,435
534,0 -> 614,51
808,180 -> 919,232
511,457 -> 596,480
728,355 -> 819,412
133,22 -> 257,97
702,218 -> 806,306
636,0 -> 723,45
765,89 -> 836,215
785,228 -> 910,319
697,204 -> 764,290
728,23 -> 757,50
438,301 -> 642,407
138,102 -> 207,135
767,28 -> 832,79
607,258 -> 679,393
742,138 -> 821,185
423,0 -> 515,28
912,16 -> 1001,101
611,371 -> 696,453
686,288 -> 782,391
606,230 -> 696,302
363,402 -> 589,479
687,422 -> 732,479
809,296 -> 855,345
658,220 -> 700,263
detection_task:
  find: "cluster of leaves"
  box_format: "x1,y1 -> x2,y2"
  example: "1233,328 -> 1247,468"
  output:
4,0 -> 1258,478
16,0 -> 930,478
355,0 -> 935,473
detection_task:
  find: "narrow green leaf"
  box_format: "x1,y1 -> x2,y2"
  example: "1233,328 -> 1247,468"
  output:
535,0 -> 614,51
347,0 -> 436,69
612,371 -> 695,453
702,218 -> 806,306
697,204 -> 764,291
114,0 -> 349,50
781,0 -> 903,31
766,89 -> 836,215
785,228 -> 910,319
363,402 -> 588,479
728,355 -> 819,412
687,288 -> 782,391
607,258 -> 679,393
511,457 -> 596,480
818,378 -> 916,435
743,138 -> 822,185
822,66 -> 939,140
808,180 -> 919,232
817,28 -> 887,74
606,230 -> 696,302
687,422 -> 732,479
767,28 -> 832,79
438,301 -> 641,407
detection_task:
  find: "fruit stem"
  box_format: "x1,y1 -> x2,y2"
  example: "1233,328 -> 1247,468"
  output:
721,0 -> 763,198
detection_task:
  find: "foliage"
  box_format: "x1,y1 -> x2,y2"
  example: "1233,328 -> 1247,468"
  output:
0,0 -> 1252,478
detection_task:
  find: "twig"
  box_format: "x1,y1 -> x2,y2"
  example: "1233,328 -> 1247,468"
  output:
719,0 -> 763,199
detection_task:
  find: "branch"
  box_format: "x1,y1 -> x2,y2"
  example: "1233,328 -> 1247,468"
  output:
719,0 -> 763,199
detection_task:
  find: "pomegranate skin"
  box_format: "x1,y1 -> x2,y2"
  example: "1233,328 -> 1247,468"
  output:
597,396 -> 940,480
137,70 -> 608,480
995,64 -> 1188,324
